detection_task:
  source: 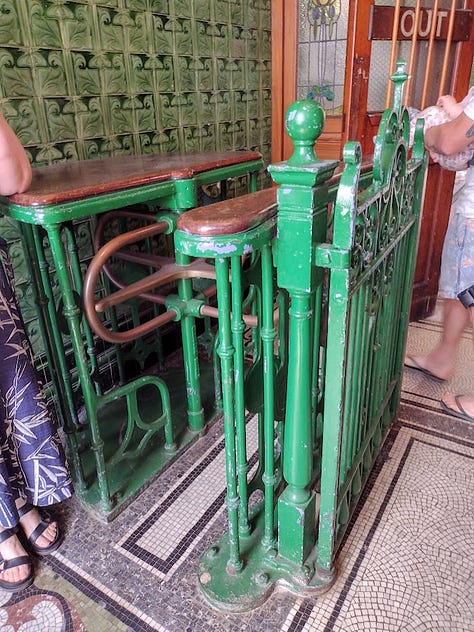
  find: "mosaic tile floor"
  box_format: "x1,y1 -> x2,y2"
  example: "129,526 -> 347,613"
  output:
2,306 -> 474,631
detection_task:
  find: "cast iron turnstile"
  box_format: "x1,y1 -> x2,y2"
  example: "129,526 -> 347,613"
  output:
171,64 -> 426,610
1,150 -> 263,520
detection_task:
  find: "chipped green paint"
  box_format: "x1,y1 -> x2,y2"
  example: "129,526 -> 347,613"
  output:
187,63 -> 427,610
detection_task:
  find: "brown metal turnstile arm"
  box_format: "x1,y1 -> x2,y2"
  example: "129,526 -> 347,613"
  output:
93,209 -> 168,293
83,219 -> 218,344
83,217 -> 259,344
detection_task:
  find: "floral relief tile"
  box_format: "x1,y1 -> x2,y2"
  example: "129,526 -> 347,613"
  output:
0,0 -> 271,367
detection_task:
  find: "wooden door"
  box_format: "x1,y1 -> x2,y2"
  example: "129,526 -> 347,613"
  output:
272,1 -> 474,320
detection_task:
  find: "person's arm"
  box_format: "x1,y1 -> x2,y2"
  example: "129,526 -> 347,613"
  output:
0,110 -> 32,196
424,110 -> 474,156
437,94 -> 464,119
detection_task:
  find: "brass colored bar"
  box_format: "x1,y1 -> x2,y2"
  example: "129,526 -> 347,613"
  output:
421,0 -> 441,109
385,0 -> 402,109
439,0 -> 457,97
404,0 -> 422,105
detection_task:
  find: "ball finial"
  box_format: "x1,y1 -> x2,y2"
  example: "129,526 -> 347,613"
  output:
285,100 -> 325,165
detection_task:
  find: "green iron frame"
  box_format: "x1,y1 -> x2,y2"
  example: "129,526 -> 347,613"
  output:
1,158 -> 263,521
173,62 -> 427,611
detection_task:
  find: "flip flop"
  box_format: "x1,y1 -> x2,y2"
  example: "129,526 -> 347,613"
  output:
0,527 -> 34,593
404,355 -> 447,383
440,394 -> 474,423
17,503 -> 62,556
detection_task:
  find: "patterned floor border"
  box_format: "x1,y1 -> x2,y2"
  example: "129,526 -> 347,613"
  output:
279,410 -> 474,632
2,305 -> 474,631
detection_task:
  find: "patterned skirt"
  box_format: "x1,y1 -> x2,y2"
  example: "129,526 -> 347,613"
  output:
0,238 -> 73,528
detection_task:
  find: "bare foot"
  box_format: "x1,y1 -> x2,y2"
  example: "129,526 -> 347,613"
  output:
441,393 -> 474,421
404,354 -> 453,381
17,503 -> 59,551
0,529 -> 31,586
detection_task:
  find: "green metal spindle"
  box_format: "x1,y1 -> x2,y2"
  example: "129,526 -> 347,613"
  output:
347,290 -> 366,467
46,225 -> 112,512
310,282 -> 322,452
215,256 -> 243,573
315,139 -> 362,576
27,225 -> 87,492
175,250 -> 204,434
30,225 -> 80,430
145,232 -> 165,370
270,99 -> 338,568
249,170 -> 258,193
338,292 -> 359,483
316,264 -> 349,575
64,224 -> 101,392
260,243 -> 276,547
230,255 -> 250,537
354,283 -> 373,461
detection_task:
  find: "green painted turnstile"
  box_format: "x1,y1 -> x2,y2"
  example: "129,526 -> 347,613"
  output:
173,63 -> 427,610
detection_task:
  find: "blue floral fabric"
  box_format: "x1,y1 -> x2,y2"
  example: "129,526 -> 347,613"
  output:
0,238 -> 73,528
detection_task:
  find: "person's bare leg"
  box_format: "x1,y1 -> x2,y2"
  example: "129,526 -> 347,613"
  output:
442,305 -> 474,418
16,498 -> 58,549
0,529 -> 30,585
405,298 -> 469,380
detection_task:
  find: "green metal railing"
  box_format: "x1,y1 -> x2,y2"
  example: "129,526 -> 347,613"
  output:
174,63 -> 427,611
2,154 -> 263,521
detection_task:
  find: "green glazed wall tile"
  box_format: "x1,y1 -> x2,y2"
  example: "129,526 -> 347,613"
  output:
29,4 -> 62,49
194,0 -> 211,21
130,55 -> 154,93
97,7 -> 126,52
152,15 -> 174,55
76,97 -> 106,139
1,52 -> 35,98
149,1 -> 170,13
71,53 -> 101,95
230,1 -> 244,25
159,93 -> 179,127
214,24 -> 229,57
196,58 -> 214,91
136,94 -> 156,131
213,91 -> 231,121
199,92 -> 214,121
124,0 -> 148,11
214,1 -> 229,23
156,56 -> 175,92
174,18 -> 193,55
0,0 -> 271,363
44,99 -> 77,141
176,57 -> 196,91
0,1 -> 23,46
180,93 -> 198,125
196,22 -> 213,56
215,58 -> 230,90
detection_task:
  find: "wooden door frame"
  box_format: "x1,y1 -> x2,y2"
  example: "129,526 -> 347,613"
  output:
272,1 -> 474,320
271,1 -> 298,163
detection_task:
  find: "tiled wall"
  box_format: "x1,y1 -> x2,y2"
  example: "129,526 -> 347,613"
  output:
0,0 -> 272,360
0,0 -> 272,164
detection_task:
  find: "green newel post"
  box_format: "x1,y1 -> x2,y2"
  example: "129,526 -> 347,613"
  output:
268,101 -> 338,565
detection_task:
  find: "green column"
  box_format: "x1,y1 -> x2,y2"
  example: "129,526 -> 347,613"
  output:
268,100 -> 338,565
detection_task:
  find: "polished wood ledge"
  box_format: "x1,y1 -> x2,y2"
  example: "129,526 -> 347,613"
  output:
177,187 -> 278,237
8,150 -> 263,208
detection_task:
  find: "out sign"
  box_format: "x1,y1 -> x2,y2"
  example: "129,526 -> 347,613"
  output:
370,6 -> 472,41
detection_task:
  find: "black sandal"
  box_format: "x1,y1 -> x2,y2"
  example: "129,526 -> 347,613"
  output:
17,503 -> 62,555
0,527 -> 34,592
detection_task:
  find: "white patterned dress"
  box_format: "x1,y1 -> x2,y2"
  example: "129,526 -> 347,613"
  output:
0,238 -> 73,528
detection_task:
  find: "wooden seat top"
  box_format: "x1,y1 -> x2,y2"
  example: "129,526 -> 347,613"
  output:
176,158 -> 376,238
7,150 -> 263,208
177,187 -> 277,237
